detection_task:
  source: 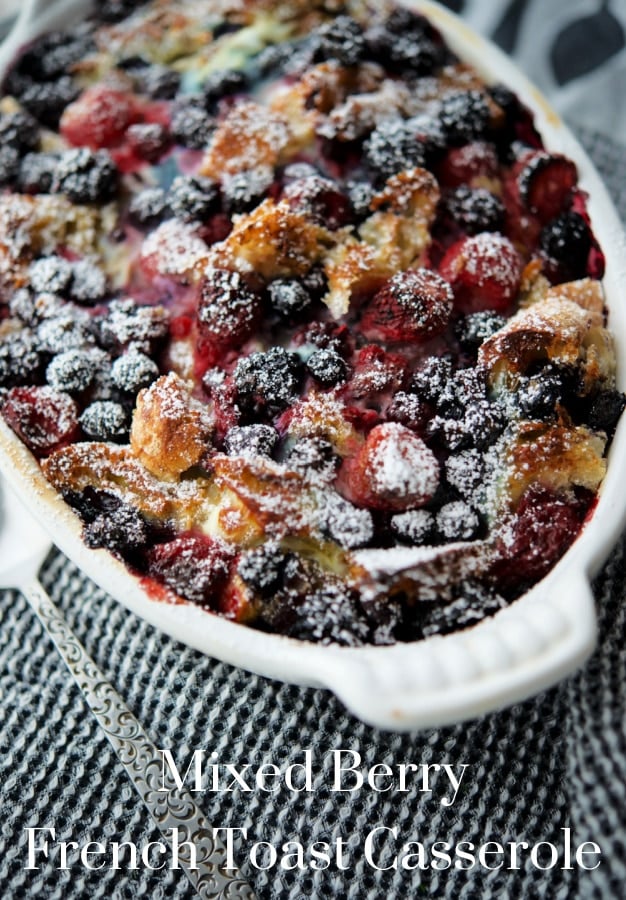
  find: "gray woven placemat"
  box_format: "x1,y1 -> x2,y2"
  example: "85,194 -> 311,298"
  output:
1,131 -> 625,900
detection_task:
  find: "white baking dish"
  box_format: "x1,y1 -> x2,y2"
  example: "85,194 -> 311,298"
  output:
1,0 -> 625,730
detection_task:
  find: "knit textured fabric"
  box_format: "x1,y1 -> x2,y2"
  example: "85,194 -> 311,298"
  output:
0,125 -> 625,900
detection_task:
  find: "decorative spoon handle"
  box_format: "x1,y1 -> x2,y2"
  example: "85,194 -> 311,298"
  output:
22,577 -> 256,900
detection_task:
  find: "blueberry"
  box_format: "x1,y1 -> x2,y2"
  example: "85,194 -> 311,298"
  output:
439,91 -> 491,145
97,299 -> 169,353
221,166 -> 272,214
202,69 -> 248,111
409,357 -> 453,404
455,311 -> 507,352
444,186 -> 504,234
52,148 -> 118,204
169,175 -> 220,222
0,333 -> 42,387
306,348 -> 348,387
16,152 -> 58,194
80,400 -> 129,442
234,347 -> 303,414
390,509 -> 434,544
111,350 -> 159,394
224,424 -> 278,458
517,372 -> 564,420
46,349 -> 95,393
587,388 -> 625,436
128,187 -> 170,229
319,493 -> 374,550
28,256 -> 73,295
346,180 -> 375,220
436,500 -> 481,542
463,400 -> 507,449
170,98 -> 215,149
313,16 -> 366,67
37,315 -> 93,354
69,260 -> 107,305
268,279 -> 313,319
287,584 -> 370,646
133,64 -> 180,99
238,543 -> 289,596
0,147 -> 19,185
540,211 -> 592,280
286,438 -> 338,481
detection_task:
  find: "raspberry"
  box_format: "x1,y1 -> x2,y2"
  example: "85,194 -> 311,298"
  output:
361,268 -> 453,343
111,350 -> 159,394
79,400 -> 129,442
237,543 -> 289,596
202,69 -> 248,111
46,349 -> 95,393
197,269 -> 262,353
283,176 -> 352,230
146,534 -> 234,607
439,233 -> 523,312
268,279 -> 313,319
224,424 -> 278,458
2,386 -> 78,456
306,348 -> 348,387
364,118 -> 427,182
170,98 -> 215,149
540,211 -> 592,281
492,486 -> 586,591
344,345 -> 405,401
52,148 -> 118,204
516,151 -> 578,223
313,16 -> 366,67
439,91 -> 490,145
28,256 -> 73,295
234,347 -> 303,415
169,175 -> 220,222
444,186 -> 505,235
348,422 -> 440,511
128,187 -> 170,229
61,85 -> 140,149
390,509 -> 434,544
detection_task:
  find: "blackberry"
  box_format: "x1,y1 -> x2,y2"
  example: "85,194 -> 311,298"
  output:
386,391 -> 429,432
84,502 -> 149,557
95,0 -> 143,23
444,449 -> 485,501
437,367 -> 487,416
16,153 -> 58,194
202,69 -> 248,111
436,500 -> 481,542
319,493 -> 374,550
283,175 -> 352,229
69,260 -> 108,305
52,148 -> 118,204
312,16 -> 366,67
8,289 -> 38,326
238,543 -> 289,596
19,77 -> 80,129
282,162 -> 319,183
28,256 -> 73,295
444,186 -> 504,234
302,266 -> 328,299
463,400 -> 507,449
128,187 -> 170,229
540,211 -> 592,280
306,348 -> 348,387
224,424 -> 278,458
256,43 -> 291,77
46,349 -> 95,393
346,180 -> 375,220
390,509 -> 434,544
364,118 -> 426,182
170,98 -> 215,149
221,166 -> 272,214
426,415 -> 470,451
80,400 -> 129,442
0,110 -> 39,152
18,27 -> 94,81
133,64 -> 180,99
97,299 -> 169,353
287,584 -> 370,647
234,347 -> 303,414
111,350 -> 159,394
409,357 -> 453,404
169,174 -> 220,222
455,311 -> 507,352
37,315 -> 94,354
439,90 -> 491,145
286,438 -> 338,482
268,279 -> 313,319
0,147 -> 19,185
365,9 -> 441,74
586,388 -> 626,436
0,333 -> 42,387
419,580 -> 507,638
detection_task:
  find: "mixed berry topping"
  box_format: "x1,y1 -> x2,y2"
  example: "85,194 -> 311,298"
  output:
0,0 -> 620,647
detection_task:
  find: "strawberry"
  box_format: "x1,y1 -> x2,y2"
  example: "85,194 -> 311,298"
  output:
145,533 -> 234,607
197,269 -> 262,358
439,233 -> 522,313
2,386 -> 78,457
60,85 -> 141,149
436,141 -> 499,188
344,421 -> 440,511
360,268 -> 453,343
514,150 -> 577,223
